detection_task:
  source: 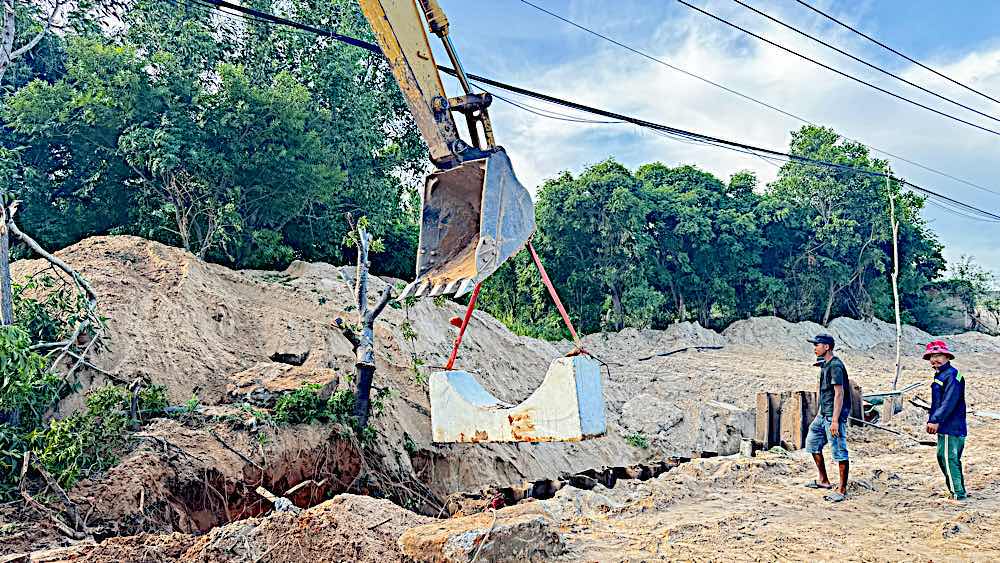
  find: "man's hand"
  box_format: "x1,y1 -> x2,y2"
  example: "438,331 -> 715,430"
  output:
926,422 -> 939,435
830,419 -> 840,437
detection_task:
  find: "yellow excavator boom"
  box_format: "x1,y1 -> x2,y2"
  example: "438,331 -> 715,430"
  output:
358,0 -> 535,299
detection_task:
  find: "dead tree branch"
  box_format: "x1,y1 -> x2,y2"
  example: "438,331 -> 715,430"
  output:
346,217 -> 393,429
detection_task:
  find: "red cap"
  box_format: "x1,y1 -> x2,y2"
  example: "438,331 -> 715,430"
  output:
923,340 -> 954,360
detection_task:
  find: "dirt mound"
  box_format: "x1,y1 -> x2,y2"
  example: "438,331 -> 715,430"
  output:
945,331 -> 1000,354
69,417 -> 361,536
579,321 -> 725,362
24,494 -> 430,563
10,236 -> 640,499
723,315 -> 942,357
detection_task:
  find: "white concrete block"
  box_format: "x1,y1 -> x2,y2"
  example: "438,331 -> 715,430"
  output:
429,356 -> 607,443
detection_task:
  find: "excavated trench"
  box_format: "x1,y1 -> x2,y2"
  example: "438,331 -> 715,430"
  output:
164,439 -> 363,533
428,453 -> 710,516
75,426 -> 366,539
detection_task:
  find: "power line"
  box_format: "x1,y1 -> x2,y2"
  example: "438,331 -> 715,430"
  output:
729,0 -> 1000,124
168,0 -> 1000,221
490,89 -> 999,222
795,0 -> 1000,107
448,68 -> 1000,221
674,0 -> 1000,138
514,0 -> 1000,199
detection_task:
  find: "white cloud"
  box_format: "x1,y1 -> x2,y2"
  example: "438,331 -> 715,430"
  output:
465,0 -> 1000,273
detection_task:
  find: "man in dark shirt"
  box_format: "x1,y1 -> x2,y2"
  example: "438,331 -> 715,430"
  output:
803,334 -> 851,502
923,340 -> 967,501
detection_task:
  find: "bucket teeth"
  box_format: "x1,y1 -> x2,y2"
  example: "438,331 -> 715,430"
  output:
398,280 -> 419,301
456,278 -> 476,297
444,279 -> 462,295
429,282 -> 447,297
415,281 -> 431,297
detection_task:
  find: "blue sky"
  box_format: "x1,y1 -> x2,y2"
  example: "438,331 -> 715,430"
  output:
427,0 -> 1000,275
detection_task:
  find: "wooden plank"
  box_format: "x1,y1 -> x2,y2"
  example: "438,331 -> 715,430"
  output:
755,392 -> 772,447
779,391 -> 805,450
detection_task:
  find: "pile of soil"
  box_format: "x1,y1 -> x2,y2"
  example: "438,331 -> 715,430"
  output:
6,236 -> 1000,561
26,495 -> 431,563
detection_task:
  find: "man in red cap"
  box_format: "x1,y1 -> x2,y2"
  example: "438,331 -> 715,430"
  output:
924,340 -> 967,501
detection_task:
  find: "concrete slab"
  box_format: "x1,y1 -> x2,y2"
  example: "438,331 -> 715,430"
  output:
429,356 -> 607,443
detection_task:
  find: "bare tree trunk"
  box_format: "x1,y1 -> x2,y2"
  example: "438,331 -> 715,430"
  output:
350,221 -> 392,429
888,172 -> 903,390
610,286 -> 624,331
1,0 -> 16,86
1,203 -> 13,325
822,281 -> 836,326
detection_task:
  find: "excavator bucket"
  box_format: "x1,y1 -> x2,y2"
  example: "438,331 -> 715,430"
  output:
400,149 -> 535,299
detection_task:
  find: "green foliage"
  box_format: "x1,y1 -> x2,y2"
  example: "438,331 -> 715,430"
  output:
3,0 -> 423,275
183,395 -> 200,414
326,389 -> 357,424
137,385 -> 169,416
30,386 -> 131,488
399,321 -> 418,342
13,383 -> 167,492
624,432 -> 649,449
402,432 -> 417,456
274,383 -> 327,424
480,127 -> 949,335
0,326 -> 59,429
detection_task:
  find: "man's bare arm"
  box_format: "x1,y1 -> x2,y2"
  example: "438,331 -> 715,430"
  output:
831,385 -> 844,435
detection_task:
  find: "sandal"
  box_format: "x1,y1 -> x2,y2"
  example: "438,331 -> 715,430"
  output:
804,481 -> 833,489
824,492 -> 847,502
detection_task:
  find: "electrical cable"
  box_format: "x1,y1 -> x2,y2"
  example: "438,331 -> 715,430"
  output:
729,0 -> 1000,124
795,0 -> 1000,106
164,0 -> 1000,221
673,0 -> 1000,138
514,0 -> 1000,199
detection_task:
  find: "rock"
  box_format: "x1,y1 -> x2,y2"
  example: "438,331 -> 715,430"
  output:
621,394 -> 684,437
398,503 -> 566,562
226,362 -> 339,406
693,401 -> 755,455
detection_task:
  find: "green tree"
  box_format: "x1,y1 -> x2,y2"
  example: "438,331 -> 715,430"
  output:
3,0 -> 423,276
534,160 -> 656,331
639,164 -> 765,327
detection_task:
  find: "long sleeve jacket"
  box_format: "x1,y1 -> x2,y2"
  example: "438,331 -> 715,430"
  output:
929,362 -> 967,437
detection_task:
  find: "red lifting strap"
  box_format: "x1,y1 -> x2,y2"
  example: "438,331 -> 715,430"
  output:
527,240 -> 584,352
443,240 -> 585,371
445,282 -> 482,370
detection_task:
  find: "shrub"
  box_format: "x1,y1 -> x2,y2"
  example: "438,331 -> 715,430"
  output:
625,432 -> 650,449
274,383 -> 327,424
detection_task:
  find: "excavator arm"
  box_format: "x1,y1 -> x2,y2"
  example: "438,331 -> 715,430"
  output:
358,0 -> 535,299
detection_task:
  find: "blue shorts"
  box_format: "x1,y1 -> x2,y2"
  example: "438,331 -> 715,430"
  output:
805,414 -> 849,461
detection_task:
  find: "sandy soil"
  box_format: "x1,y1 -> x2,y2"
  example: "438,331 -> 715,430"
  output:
5,236 -> 1000,562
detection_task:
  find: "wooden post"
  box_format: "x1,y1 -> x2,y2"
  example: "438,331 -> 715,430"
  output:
755,392 -> 784,448
888,168 -> 903,390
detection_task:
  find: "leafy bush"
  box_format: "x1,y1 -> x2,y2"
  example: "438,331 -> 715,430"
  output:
0,326 -> 60,428
326,388 -> 357,426
274,383 -> 327,424
625,432 -> 650,449
30,386 -> 134,488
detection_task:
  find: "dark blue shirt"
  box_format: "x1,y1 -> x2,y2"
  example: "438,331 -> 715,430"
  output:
929,362 -> 967,437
